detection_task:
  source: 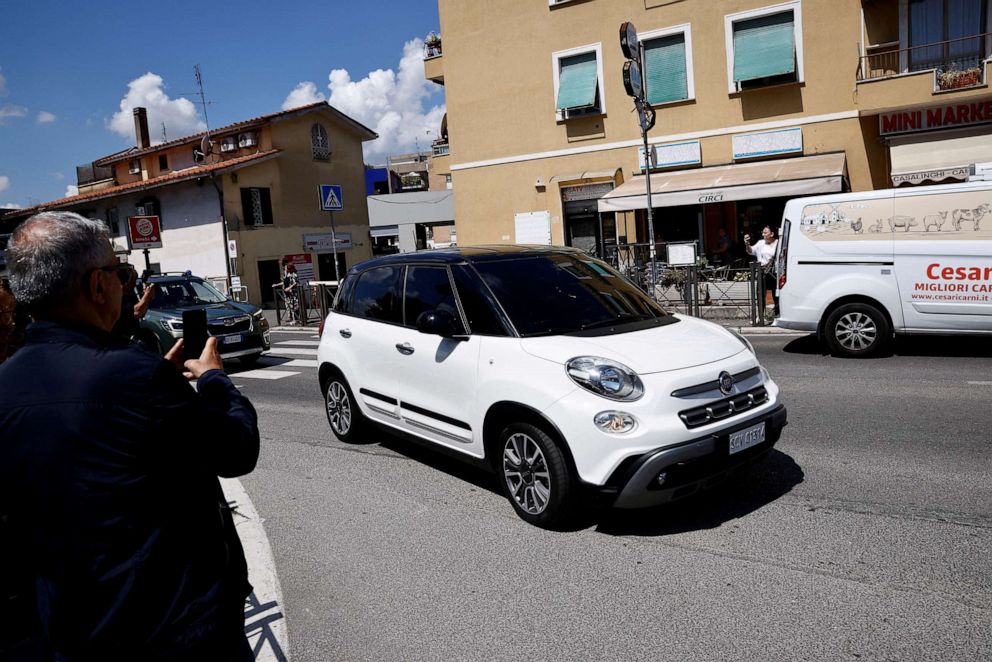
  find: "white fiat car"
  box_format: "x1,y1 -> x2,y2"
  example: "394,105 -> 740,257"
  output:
317,246 -> 787,528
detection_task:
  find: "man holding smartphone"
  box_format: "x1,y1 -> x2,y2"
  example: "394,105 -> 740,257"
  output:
0,212 -> 259,661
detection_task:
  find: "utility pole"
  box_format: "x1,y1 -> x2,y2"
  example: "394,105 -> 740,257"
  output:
620,22 -> 658,292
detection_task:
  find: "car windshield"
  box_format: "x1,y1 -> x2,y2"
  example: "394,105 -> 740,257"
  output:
473,254 -> 670,337
148,278 -> 228,308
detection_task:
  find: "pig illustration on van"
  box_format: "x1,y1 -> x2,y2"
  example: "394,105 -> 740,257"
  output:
888,215 -> 918,232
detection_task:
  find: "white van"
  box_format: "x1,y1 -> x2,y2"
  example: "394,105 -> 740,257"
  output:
776,181 -> 992,356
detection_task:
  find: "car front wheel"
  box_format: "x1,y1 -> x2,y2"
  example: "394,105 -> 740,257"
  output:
824,302 -> 890,357
324,373 -> 366,443
499,422 -> 575,528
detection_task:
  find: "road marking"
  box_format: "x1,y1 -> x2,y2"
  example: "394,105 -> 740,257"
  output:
275,340 -> 320,347
235,369 -> 301,380
967,381 -> 992,385
266,347 -> 317,357
282,359 -> 319,368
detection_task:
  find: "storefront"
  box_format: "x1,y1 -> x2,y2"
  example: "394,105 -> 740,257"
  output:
880,100 -> 992,186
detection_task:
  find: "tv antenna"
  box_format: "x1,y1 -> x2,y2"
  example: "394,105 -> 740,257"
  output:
161,122 -> 167,142
191,65 -> 214,162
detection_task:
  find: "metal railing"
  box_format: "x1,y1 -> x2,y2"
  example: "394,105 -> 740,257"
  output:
271,283 -> 322,327
424,34 -> 442,59
431,140 -> 450,156
858,33 -> 990,86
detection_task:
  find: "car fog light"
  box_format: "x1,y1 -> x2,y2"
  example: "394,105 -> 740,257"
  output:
594,411 -> 636,434
656,471 -> 668,486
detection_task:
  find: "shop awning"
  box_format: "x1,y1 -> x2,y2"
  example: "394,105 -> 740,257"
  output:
889,128 -> 992,186
597,152 -> 846,212
554,168 -> 620,186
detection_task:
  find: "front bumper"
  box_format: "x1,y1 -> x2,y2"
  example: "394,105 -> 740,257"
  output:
605,404 -> 787,509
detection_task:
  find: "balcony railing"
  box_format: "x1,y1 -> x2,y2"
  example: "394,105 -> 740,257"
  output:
431,140 -> 449,157
424,33 -> 442,59
859,33 -> 991,90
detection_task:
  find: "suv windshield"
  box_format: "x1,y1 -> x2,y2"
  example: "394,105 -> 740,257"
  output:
473,255 -> 670,337
148,278 -> 228,308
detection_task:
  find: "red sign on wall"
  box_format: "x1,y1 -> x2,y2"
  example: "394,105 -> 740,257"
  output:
880,100 -> 992,136
127,215 -> 163,249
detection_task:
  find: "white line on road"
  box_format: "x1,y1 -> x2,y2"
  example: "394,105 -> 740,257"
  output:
235,369 -> 301,380
266,348 -> 317,357
967,381 -> 992,385
274,340 -> 320,347
281,359 -> 319,368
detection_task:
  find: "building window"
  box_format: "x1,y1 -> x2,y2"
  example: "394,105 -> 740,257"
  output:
725,2 -> 804,92
552,43 -> 605,120
640,25 -> 694,105
445,174 -> 452,190
311,123 -> 330,161
128,159 -> 141,175
136,197 -> 159,219
220,136 -> 238,153
908,0 -> 987,72
106,207 -> 120,235
240,187 -> 273,226
158,154 -> 169,171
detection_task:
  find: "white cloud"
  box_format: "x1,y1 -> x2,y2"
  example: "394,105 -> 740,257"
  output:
36,111 -> 56,124
0,67 -> 6,96
1,202 -> 22,209
0,175 -> 9,192
51,172 -> 65,180
0,104 -> 27,124
64,185 -> 79,198
108,72 -> 205,144
281,82 -> 325,110
283,38 -> 446,162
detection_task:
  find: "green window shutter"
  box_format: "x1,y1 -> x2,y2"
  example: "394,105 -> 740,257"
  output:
644,34 -> 688,104
556,51 -> 599,111
733,11 -> 796,83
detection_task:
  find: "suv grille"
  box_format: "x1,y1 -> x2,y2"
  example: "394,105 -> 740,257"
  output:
209,317 -> 251,334
678,386 -> 769,429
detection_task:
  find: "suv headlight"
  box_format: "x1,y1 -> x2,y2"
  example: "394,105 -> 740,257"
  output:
566,356 -> 644,401
160,319 -> 183,332
729,329 -> 755,355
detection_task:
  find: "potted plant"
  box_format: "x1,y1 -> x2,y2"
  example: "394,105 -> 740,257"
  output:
937,66 -> 982,91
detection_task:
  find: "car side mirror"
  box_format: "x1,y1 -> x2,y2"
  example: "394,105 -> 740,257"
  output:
416,309 -> 464,339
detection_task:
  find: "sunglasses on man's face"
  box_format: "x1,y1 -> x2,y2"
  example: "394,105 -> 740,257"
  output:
95,263 -> 134,285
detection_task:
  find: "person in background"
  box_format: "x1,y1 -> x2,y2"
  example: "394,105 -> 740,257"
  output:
745,225 -> 780,316
0,211 -> 259,661
111,264 -> 156,345
712,228 -> 734,266
281,260 -> 300,325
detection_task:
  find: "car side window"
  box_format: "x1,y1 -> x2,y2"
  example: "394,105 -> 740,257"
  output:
452,265 -> 507,336
404,266 -> 461,329
333,274 -> 356,314
350,266 -> 403,324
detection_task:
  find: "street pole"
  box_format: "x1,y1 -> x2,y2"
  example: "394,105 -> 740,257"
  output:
329,210 -> 340,281
638,96 -> 657,293
143,248 -> 151,274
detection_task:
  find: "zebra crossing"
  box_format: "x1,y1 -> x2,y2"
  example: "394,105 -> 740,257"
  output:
231,335 -> 321,381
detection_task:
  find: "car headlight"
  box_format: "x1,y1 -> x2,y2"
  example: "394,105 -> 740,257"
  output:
729,329 -> 755,355
566,356 -> 644,401
160,319 -> 183,332
251,309 -> 263,319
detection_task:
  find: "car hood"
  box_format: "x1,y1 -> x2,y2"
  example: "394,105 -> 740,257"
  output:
154,301 -> 252,320
519,315 -> 746,374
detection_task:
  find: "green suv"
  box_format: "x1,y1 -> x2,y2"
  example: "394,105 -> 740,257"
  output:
135,273 -> 270,364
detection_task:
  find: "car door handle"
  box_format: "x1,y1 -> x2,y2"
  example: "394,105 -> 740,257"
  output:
395,342 -> 415,355
339,329 -> 352,338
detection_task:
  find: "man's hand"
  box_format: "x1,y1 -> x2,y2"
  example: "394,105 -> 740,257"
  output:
133,283 -> 156,320
165,337 -> 224,380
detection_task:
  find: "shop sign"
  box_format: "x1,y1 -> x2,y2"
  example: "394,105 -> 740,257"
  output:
733,128 -> 803,160
880,101 -> 992,136
560,182 -> 614,202
697,191 -> 725,203
639,140 -> 701,170
127,215 -> 162,249
892,166 -> 971,186
304,232 -> 353,252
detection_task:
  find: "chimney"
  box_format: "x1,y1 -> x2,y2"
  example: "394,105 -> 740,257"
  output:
133,107 -> 150,150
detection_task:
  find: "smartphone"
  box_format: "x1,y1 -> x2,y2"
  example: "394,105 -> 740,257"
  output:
182,309 -> 209,361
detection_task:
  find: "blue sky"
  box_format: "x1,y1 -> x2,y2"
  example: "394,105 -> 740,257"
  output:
0,0 -> 444,208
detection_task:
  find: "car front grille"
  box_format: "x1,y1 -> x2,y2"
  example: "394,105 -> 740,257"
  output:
678,386 -> 769,429
209,317 -> 251,334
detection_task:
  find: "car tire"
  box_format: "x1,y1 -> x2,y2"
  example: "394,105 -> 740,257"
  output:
824,302 -> 890,357
498,422 -> 575,529
324,371 -> 367,443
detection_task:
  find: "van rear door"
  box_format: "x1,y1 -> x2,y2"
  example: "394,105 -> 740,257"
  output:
893,186 -> 992,332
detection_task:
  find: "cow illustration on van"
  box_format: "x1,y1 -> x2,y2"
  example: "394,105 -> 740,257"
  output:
951,204 -> 990,231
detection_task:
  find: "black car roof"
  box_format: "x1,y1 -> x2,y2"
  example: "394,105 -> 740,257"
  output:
350,245 -> 586,274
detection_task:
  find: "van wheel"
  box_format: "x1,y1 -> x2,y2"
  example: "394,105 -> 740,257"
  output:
498,422 -> 575,528
824,303 -> 890,357
324,372 -> 367,443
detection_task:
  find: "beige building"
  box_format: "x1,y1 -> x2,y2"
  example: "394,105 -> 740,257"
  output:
427,0 -> 992,261
2,102 -> 376,306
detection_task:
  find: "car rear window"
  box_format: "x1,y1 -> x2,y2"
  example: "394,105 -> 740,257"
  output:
473,255 -> 669,337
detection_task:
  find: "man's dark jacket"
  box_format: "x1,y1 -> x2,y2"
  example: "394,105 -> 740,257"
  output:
0,320 -> 260,660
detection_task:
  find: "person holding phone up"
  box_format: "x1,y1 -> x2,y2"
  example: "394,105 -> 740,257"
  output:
0,212 -> 259,661
745,225 -> 780,316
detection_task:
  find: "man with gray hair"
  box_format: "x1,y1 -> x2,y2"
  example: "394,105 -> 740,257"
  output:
0,212 -> 259,660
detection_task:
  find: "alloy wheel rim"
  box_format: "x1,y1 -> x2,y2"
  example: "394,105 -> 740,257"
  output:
835,312 -> 878,351
503,433 -> 552,515
326,382 -> 352,435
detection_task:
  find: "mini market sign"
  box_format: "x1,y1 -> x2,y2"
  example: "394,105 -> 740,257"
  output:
880,100 -> 992,136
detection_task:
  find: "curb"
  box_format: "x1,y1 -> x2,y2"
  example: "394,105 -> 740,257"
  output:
221,478 -> 291,662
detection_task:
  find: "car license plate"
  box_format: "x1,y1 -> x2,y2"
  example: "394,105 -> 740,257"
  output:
728,421 -> 765,455
222,334 -> 243,345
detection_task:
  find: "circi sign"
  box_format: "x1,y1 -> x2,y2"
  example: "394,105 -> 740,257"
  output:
623,60 -> 643,99
135,218 -> 154,237
620,21 -> 639,61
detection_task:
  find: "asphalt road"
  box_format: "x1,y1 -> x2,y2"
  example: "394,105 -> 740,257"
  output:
237,330 -> 992,662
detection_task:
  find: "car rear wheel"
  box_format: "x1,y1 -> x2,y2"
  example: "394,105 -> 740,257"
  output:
498,422 -> 575,528
324,372 -> 366,443
824,303 -> 890,357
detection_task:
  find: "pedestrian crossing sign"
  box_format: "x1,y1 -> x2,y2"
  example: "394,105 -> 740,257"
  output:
319,184 -> 343,211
